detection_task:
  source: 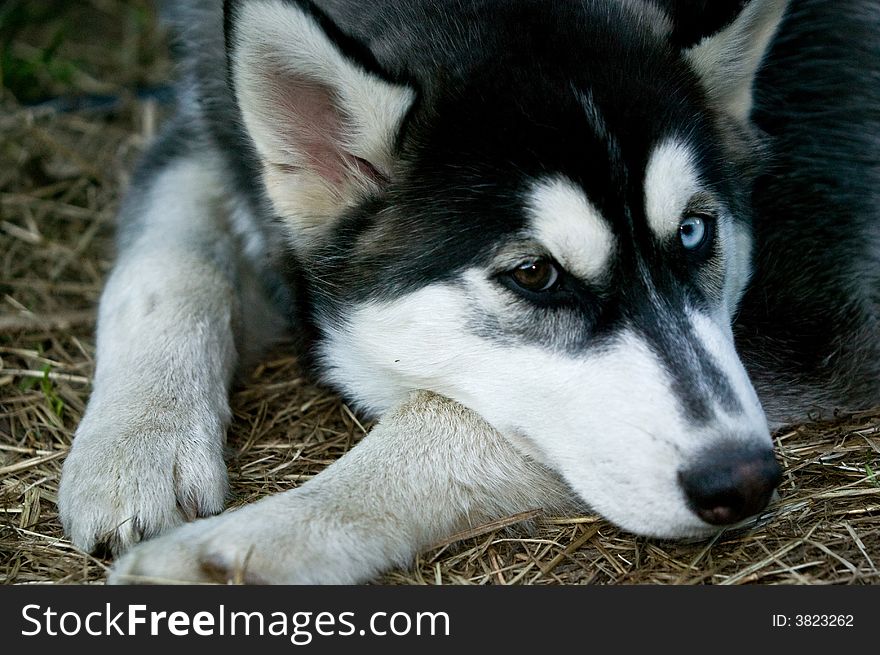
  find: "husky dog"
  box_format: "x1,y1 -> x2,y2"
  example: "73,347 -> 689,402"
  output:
58,0 -> 880,584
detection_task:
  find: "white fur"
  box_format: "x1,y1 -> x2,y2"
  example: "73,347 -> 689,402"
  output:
688,309 -> 767,430
528,177 -> 616,281
718,219 -> 755,320
109,391 -> 574,584
644,138 -> 701,241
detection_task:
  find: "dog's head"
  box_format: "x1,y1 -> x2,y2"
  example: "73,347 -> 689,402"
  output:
225,0 -> 788,537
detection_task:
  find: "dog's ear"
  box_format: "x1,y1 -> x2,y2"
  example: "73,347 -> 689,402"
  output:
226,0 -> 415,248
665,0 -> 789,122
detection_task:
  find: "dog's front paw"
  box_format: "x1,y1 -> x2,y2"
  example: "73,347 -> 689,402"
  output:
107,492 -> 379,585
108,507 -> 293,585
107,512 -> 270,585
58,410 -> 228,556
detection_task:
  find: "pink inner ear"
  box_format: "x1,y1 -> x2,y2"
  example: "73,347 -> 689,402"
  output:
266,70 -> 384,189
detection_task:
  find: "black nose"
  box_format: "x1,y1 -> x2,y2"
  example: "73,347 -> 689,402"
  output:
679,443 -> 782,526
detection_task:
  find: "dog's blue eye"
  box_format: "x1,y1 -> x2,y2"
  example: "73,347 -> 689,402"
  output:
679,215 -> 710,251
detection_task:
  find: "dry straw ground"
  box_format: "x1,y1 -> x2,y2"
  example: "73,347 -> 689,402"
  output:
1,0 -> 878,586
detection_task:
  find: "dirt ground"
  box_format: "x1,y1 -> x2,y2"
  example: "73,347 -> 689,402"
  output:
1,0 -> 878,585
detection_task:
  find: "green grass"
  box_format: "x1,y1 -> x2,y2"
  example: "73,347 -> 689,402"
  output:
866,462 -> 880,488
0,0 -> 167,104
18,362 -> 65,420
0,0 -> 79,103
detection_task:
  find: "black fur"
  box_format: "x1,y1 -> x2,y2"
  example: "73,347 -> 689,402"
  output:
741,0 -> 880,420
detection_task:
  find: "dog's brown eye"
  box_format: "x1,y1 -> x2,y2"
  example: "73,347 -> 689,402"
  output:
509,258 -> 560,292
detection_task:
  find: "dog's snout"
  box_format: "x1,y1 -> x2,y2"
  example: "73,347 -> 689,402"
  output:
679,444 -> 782,526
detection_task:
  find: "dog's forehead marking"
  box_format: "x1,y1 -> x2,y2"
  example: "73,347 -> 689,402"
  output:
527,177 -> 615,281
644,139 -> 702,240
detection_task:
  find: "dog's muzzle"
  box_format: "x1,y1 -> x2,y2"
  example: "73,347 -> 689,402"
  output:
678,441 -> 782,526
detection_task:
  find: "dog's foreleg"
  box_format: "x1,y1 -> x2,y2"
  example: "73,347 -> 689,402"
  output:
58,154 -> 274,555
108,390 -> 576,584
